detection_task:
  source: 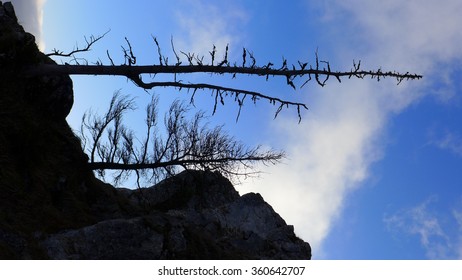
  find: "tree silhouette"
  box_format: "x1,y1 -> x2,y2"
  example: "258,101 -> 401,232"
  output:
24,32 -> 422,186
79,90 -> 283,186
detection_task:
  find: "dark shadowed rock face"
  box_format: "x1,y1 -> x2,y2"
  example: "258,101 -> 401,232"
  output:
42,171 -> 311,259
0,2 -> 311,259
0,1 -> 73,119
1,2 -> 126,259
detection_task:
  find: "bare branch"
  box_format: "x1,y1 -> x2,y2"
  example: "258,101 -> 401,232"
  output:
171,36 -> 181,66
46,30 -> 110,57
128,75 -> 308,119
81,92 -> 284,186
27,60 -> 420,122
79,90 -> 136,163
106,50 -> 115,66
39,33 -> 424,188
38,36 -> 422,125
87,154 -> 282,172
27,63 -> 423,83
122,37 -> 136,66
152,35 -> 164,66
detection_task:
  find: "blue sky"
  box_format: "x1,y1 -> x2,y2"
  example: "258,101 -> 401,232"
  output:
13,0 -> 462,259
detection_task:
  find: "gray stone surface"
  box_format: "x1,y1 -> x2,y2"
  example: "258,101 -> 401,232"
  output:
41,171 -> 311,259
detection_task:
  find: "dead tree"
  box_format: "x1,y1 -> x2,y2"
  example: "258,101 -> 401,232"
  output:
23,32 -> 422,185
80,91 -> 283,185
27,32 -> 422,121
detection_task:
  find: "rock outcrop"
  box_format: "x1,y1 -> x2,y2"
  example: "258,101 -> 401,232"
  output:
0,1 -> 73,119
0,2 -> 311,259
41,171 -> 311,259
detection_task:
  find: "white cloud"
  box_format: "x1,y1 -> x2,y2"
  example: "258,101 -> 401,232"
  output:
330,0 -> 462,105
385,197 -> 446,247
238,0 -> 462,258
452,209 -> 462,259
10,0 -> 47,51
174,0 -> 248,62
239,80 -> 387,256
331,0 -> 462,63
384,196 -> 462,259
432,131 -> 462,157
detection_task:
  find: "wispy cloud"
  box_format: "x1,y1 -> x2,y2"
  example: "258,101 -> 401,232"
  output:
239,0 -> 462,258
173,0 -> 248,61
431,130 -> 462,157
10,0 -> 47,51
332,0 -> 462,109
453,208 -> 462,258
384,196 -> 462,259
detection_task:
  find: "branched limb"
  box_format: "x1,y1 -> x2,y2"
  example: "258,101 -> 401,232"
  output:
122,37 -> 136,66
128,75 -> 308,122
37,36 -> 422,124
81,92 -> 284,186
171,36 -> 181,66
80,90 -> 136,165
45,30 -> 110,58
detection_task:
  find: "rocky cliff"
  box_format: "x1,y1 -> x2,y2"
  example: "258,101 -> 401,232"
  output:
42,170 -> 311,259
0,1 -> 311,259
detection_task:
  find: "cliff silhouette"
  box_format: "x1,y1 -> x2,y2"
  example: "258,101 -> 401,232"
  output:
0,2 -> 311,259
